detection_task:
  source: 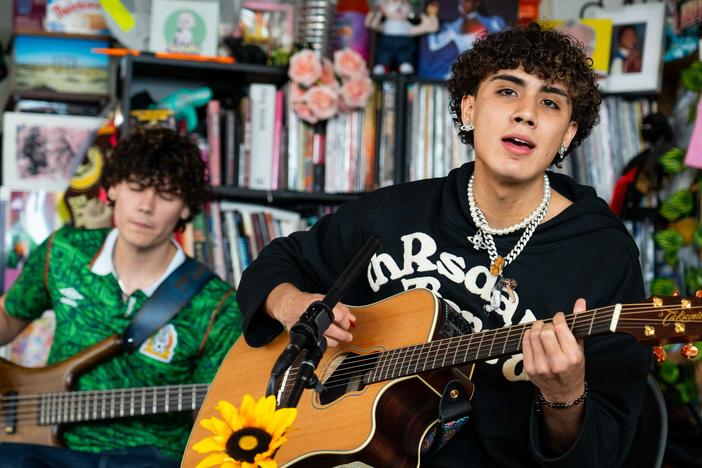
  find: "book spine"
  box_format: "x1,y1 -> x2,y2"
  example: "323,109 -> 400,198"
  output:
223,109 -> 237,186
270,90 -> 285,191
207,100 -> 221,186
208,201 -> 227,280
239,96 -> 251,188
248,83 -> 277,190
233,210 -> 252,270
191,212 -> 211,267
250,212 -> 266,256
222,210 -> 242,287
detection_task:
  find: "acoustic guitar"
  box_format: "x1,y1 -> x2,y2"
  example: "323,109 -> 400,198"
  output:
0,335 -> 208,447
183,288 -> 702,468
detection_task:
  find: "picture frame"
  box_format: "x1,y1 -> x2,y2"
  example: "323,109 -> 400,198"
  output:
239,1 -> 295,56
2,112 -> 103,192
148,0 -> 220,56
672,0 -> 702,32
592,2 -> 666,94
13,35 -> 110,96
540,18 -> 613,79
416,0 -> 519,80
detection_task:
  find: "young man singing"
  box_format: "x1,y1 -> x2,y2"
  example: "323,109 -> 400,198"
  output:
237,25 -> 648,467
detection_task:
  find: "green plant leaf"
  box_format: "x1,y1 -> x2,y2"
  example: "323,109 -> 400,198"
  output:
650,277 -> 679,295
682,61 -> 702,92
659,360 -> 680,383
659,147 -> 687,173
659,190 -> 694,221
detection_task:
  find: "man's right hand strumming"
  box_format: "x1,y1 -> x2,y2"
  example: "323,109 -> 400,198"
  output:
264,283 -> 356,347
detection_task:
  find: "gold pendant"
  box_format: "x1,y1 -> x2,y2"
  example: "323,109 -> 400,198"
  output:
490,256 -> 505,276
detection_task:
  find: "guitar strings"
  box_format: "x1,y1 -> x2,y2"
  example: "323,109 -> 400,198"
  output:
311,312 -> 695,384
2,302 -> 699,421
0,386 -> 208,410
0,384 -> 208,403
0,386 -> 209,423
0,389 -> 210,423
278,303 -> 702,393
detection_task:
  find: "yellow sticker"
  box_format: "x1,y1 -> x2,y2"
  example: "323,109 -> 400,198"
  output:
99,0 -> 136,32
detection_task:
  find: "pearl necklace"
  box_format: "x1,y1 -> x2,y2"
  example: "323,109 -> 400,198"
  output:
466,173 -> 551,312
468,174 -> 551,236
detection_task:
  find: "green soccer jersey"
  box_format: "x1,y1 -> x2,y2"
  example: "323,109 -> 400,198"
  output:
4,226 -> 242,461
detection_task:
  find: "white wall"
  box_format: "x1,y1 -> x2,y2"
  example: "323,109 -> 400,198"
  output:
541,0 -> 629,20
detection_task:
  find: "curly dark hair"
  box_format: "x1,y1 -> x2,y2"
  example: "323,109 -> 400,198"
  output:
102,127 -> 211,231
447,23 -> 601,163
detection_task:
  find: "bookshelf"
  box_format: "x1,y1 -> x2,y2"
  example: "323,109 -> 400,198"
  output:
212,186 -> 361,206
119,55 -> 288,136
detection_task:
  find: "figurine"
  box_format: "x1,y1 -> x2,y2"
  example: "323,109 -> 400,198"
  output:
365,0 -> 438,75
149,87 -> 213,132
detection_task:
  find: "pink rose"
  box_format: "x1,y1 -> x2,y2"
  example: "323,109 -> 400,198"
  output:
290,82 -> 307,103
306,85 -> 339,121
293,102 -> 318,124
320,58 -> 339,89
334,48 -> 368,79
288,49 -> 322,87
341,77 -> 373,109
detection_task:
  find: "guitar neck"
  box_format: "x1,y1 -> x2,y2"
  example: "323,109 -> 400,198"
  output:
34,383 -> 209,426
363,304 -> 621,385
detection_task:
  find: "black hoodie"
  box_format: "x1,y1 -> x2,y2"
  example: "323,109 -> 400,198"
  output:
238,162 -> 649,467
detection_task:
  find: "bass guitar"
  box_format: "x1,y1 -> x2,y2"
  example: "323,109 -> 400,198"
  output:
0,335 -> 208,447
184,288 -> 702,468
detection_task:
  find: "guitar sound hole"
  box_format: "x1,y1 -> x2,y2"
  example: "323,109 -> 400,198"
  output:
319,352 -> 379,405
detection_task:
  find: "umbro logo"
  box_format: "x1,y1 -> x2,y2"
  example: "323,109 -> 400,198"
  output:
59,288 -> 84,307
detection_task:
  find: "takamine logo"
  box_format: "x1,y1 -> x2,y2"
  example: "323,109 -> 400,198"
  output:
661,310 -> 702,326
49,1 -> 100,20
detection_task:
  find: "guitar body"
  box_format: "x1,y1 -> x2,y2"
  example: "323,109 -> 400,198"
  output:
184,289 -> 474,468
0,335 -> 122,446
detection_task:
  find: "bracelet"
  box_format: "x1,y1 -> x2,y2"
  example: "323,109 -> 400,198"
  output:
536,381 -> 588,411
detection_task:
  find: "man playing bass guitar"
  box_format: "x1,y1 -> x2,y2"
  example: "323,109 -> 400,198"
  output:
238,24 -> 649,467
0,127 -> 242,467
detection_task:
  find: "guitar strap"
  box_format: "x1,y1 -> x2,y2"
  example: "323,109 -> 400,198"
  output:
421,304 -> 474,455
122,258 -> 215,352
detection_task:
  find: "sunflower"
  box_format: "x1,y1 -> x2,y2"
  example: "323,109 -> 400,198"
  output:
193,394 -> 297,468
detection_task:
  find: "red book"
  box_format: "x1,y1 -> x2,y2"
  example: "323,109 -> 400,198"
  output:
270,90 -> 285,191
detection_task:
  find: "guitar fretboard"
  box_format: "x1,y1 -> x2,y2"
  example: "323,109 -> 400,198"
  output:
360,305 -> 618,385
30,384 -> 209,425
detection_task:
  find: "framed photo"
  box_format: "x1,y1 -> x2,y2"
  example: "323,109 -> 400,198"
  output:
2,112 -> 103,192
541,18 -> 613,79
148,0 -> 219,56
672,0 -> 702,32
592,2 -> 666,94
417,0 -> 519,80
13,35 -> 110,95
239,1 -> 295,55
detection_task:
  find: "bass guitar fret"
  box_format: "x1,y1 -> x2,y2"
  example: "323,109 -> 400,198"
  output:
28,385 -> 208,428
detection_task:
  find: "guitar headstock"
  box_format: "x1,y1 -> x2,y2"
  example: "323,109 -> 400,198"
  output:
615,294 -> 702,347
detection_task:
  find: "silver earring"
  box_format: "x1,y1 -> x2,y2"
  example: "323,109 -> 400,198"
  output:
461,122 -> 474,132
556,145 -> 567,168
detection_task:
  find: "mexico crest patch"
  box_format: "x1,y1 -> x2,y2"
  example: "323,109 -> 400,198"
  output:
139,324 -> 178,363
